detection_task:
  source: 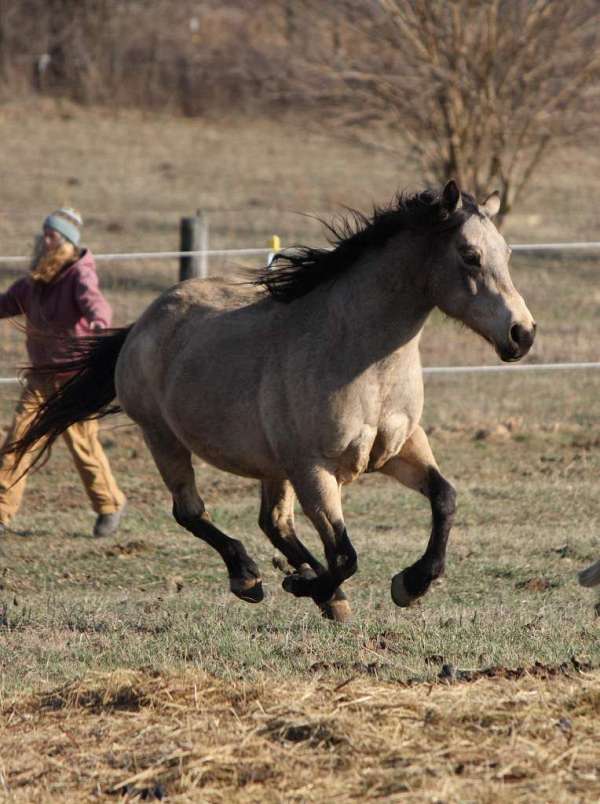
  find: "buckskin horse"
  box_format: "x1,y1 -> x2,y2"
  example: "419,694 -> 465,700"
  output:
7,181 -> 536,622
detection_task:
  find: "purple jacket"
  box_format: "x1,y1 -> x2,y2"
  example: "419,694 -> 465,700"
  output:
0,250 -> 112,367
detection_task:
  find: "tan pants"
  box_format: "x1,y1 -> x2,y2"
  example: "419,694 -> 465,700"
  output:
0,379 -> 125,525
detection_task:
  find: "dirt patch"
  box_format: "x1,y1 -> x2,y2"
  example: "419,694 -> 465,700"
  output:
515,576 -> 556,592
103,540 -> 150,557
474,424 -> 512,442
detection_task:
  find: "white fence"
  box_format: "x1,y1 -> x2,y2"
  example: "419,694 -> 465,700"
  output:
0,240 -> 598,385
1,240 -> 600,265
0,247 -> 274,264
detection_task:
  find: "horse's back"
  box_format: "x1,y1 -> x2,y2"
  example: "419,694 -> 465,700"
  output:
123,274 -> 261,349
117,276 -> 267,390
172,277 -> 261,311
115,277 -> 284,476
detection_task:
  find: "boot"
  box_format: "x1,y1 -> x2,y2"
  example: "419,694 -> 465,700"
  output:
93,501 -> 126,538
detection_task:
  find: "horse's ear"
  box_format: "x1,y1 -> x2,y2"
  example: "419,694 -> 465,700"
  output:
482,191 -> 501,217
442,180 -> 462,213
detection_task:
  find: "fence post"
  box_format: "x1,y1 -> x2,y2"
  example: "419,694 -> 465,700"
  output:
198,210 -> 209,279
179,212 -> 209,281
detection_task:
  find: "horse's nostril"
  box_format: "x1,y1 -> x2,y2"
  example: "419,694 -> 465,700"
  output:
510,323 -> 524,346
510,323 -> 534,350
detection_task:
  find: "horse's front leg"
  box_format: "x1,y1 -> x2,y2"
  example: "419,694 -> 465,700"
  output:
282,468 -> 357,608
379,425 -> 456,607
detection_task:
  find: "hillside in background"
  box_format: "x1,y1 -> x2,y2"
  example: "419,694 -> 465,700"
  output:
2,1 -> 599,224
0,99 -> 599,260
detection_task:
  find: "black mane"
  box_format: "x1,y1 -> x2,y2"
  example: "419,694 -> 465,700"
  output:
256,188 -> 479,303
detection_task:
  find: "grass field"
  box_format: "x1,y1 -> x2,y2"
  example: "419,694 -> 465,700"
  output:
0,101 -> 600,801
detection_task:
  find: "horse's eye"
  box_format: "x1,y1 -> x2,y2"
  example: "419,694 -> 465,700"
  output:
462,251 -> 481,267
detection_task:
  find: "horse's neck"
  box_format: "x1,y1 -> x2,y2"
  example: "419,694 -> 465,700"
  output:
326,239 -> 432,363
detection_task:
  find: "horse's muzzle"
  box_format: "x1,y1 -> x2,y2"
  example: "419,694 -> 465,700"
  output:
498,321 -> 536,362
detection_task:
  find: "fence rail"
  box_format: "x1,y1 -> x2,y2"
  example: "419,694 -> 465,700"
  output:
1,241 -> 600,265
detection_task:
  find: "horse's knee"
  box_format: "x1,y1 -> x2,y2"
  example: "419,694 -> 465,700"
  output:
173,502 -> 192,530
258,508 -> 280,539
429,470 -> 456,520
325,527 -> 357,581
340,529 -> 358,575
258,508 -> 270,535
172,499 -> 206,531
259,500 -> 293,538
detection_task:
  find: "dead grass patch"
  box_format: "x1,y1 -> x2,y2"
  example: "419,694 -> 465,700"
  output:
2,669 -> 600,802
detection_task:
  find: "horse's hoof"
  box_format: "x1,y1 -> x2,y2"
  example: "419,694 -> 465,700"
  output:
282,572 -> 307,597
391,571 -> 415,608
320,597 -> 352,623
230,577 -> 264,603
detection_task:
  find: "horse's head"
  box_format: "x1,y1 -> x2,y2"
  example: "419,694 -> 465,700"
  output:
428,181 -> 536,362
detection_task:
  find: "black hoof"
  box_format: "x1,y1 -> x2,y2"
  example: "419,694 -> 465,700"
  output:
230,577 -> 264,603
391,571 -> 417,607
282,572 -> 309,597
282,573 -> 336,605
391,565 -> 440,607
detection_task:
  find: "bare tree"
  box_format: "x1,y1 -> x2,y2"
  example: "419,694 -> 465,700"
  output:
1,0 -> 598,219
291,0 -> 600,221
0,0 -> 297,114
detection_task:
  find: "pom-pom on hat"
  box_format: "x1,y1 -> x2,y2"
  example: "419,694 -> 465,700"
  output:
43,207 -> 83,246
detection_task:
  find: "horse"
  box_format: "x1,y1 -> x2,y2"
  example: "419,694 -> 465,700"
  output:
7,180 -> 536,622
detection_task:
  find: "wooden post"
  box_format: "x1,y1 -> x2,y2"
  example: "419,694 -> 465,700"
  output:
179,212 -> 209,281
198,211 -> 209,279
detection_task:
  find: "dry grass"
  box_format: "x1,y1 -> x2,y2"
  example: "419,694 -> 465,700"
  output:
2,668 -> 599,802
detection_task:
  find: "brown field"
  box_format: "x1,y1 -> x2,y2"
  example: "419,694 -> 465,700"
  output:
3,670 -> 600,802
1,101 -> 600,801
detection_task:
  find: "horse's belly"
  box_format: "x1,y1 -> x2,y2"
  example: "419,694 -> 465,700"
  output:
187,440 -> 283,480
167,411 -> 282,481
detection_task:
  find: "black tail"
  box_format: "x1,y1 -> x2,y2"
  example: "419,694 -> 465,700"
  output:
4,326 -> 133,470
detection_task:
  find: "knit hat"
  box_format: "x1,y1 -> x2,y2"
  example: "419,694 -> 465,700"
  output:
43,207 -> 83,246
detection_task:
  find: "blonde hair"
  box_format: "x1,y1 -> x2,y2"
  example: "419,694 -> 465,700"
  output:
30,237 -> 79,284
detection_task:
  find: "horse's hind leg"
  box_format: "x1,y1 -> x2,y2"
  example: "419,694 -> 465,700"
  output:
379,425 -> 456,608
142,425 -> 263,603
259,479 -> 351,622
280,468 -> 357,607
